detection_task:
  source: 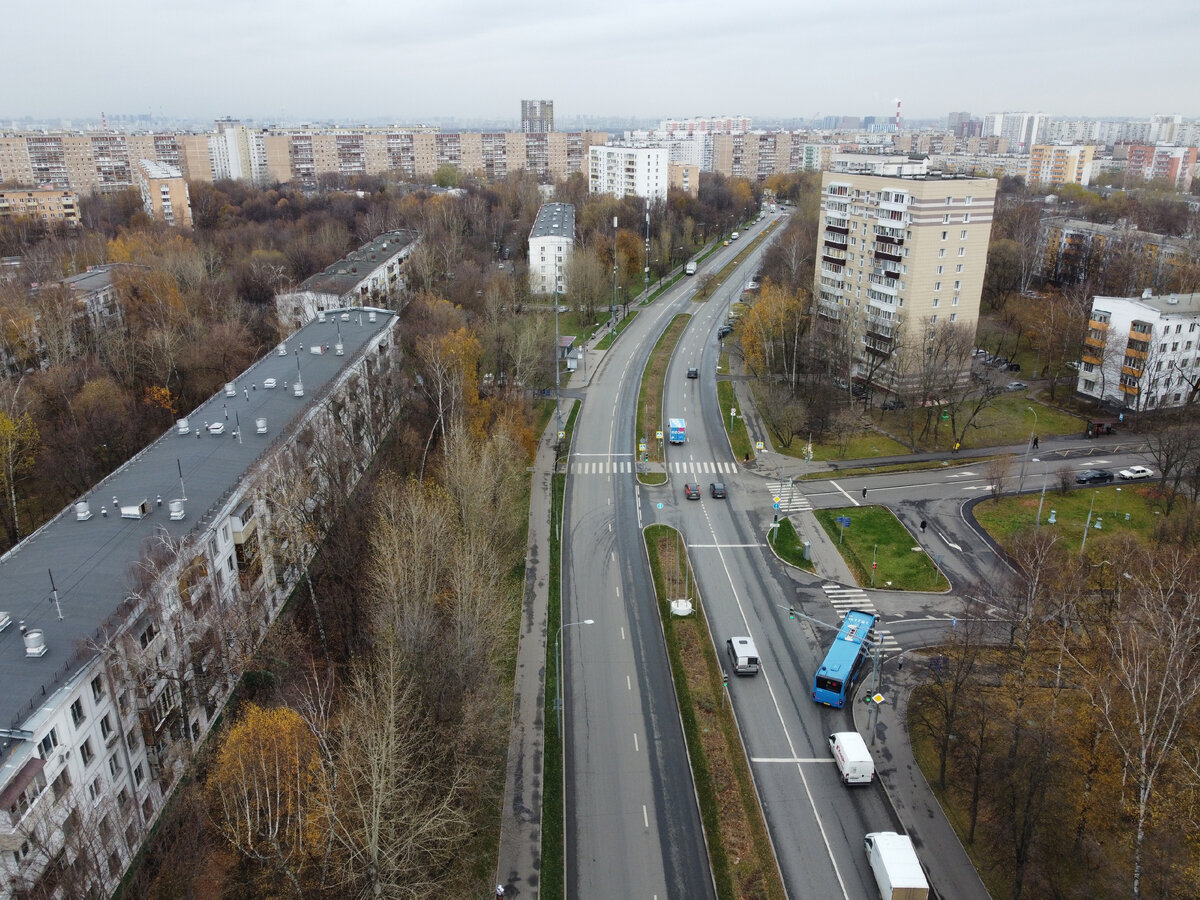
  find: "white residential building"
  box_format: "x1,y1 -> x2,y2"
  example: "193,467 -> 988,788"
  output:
981,112 -> 1053,153
528,203 -> 574,296
588,146 -> 669,202
1078,291 -> 1200,410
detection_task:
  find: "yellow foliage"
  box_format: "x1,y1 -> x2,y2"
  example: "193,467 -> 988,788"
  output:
142,385 -> 177,415
739,283 -> 806,377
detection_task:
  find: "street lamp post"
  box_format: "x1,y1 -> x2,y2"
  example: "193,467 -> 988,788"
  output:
1017,405 -> 1037,493
1033,457 -> 1049,535
1080,491 -> 1098,554
556,618 -> 595,738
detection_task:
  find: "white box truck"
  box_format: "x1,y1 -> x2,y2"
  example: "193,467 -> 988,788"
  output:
685,260 -> 697,275
829,732 -> 875,785
863,832 -> 929,900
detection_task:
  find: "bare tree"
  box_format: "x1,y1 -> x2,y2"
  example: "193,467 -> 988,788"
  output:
1067,549 -> 1200,900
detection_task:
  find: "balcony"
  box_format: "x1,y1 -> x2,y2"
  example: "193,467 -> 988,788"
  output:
874,247 -> 902,264
825,220 -> 850,234
878,198 -> 908,213
824,236 -> 847,249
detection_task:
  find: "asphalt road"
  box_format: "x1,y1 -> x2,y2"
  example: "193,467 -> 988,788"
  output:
561,227 -> 776,899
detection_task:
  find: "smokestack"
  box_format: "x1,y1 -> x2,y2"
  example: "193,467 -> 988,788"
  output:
896,99 -> 901,134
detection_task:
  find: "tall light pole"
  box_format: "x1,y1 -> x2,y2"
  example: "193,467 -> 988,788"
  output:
1017,405 -> 1037,493
556,618 -> 594,737
643,201 -> 651,300
610,215 -> 619,326
1033,457 -> 1049,535
1080,491 -> 1098,554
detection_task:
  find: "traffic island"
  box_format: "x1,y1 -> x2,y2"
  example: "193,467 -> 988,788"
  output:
813,507 -> 950,591
643,524 -> 787,900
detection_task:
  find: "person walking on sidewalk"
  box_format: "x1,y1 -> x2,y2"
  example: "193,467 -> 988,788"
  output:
1032,435 -> 1039,449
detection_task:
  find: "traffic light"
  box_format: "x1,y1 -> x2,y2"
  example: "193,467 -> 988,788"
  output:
789,606 -> 795,620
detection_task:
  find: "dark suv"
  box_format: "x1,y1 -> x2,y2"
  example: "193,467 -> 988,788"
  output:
1076,469 -> 1114,484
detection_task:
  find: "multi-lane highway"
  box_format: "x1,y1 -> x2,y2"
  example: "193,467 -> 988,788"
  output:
562,223 -> 777,899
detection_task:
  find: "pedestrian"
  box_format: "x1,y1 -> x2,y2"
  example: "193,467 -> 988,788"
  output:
496,885 -> 505,898
1032,435 -> 1039,449
861,487 -> 867,499
920,520 -> 927,534
953,441 -> 960,453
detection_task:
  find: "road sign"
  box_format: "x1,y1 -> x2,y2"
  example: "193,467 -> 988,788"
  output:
731,407 -> 737,416
773,500 -> 780,510
558,430 -> 565,440
836,516 -> 851,527
656,502 -> 663,509
655,430 -> 663,440
639,442 -> 646,453
872,693 -> 885,704
755,441 -> 764,451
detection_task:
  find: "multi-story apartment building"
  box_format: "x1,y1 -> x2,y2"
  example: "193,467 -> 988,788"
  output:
669,163 -> 700,198
1039,217 -> 1188,290
0,188 -> 79,228
274,230 -> 417,330
1078,291 -> 1200,410
813,162 -> 997,393
134,160 -> 192,228
1027,144 -> 1095,187
0,128 -> 606,194
1123,144 -> 1197,191
980,113 -> 1053,152
527,203 -> 574,296
521,100 -> 554,134
0,307 -> 402,898
657,116 -> 750,137
588,146 -> 669,202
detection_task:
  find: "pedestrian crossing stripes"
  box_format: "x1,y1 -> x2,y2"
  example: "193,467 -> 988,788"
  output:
668,460 -> 738,475
819,582 -> 902,652
567,460 -> 635,474
765,481 -> 812,513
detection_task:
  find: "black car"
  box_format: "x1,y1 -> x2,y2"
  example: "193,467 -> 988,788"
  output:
880,398 -> 906,410
687,367 -> 699,379
1006,362 -> 1021,372
710,482 -> 727,499
1076,469 -> 1115,484
684,482 -> 701,500
717,325 -> 734,339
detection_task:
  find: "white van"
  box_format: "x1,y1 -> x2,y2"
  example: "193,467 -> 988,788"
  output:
731,231 -> 740,240
685,260 -> 697,275
726,636 -> 760,675
829,732 -> 875,785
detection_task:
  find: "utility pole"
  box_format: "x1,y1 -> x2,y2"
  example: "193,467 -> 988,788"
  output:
611,215 -> 619,326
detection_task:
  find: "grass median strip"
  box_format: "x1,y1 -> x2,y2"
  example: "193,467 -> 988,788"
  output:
767,516 -> 815,572
636,313 -> 691,484
814,506 -> 949,591
718,380 -> 753,462
542,401 -> 579,900
644,524 -> 786,900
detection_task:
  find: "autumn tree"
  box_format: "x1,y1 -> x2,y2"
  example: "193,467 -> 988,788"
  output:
208,703 -> 325,896
739,282 -> 810,389
0,381 -> 41,544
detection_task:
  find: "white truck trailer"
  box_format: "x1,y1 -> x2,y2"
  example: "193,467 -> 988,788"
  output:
863,832 -> 929,900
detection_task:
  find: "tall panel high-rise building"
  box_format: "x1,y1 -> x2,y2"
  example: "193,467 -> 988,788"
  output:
813,160 -> 998,393
521,99 -> 554,133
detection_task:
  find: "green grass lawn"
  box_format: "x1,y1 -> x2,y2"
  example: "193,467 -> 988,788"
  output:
972,481 -> 1165,549
718,380 -> 753,462
814,506 -> 949,591
594,310 -> 639,350
767,517 -> 815,572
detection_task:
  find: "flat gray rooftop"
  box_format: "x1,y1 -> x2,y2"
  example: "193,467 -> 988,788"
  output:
296,229 -> 417,298
0,308 -> 395,732
530,203 -> 574,240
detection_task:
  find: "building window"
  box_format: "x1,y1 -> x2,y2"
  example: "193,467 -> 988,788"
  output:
89,776 -> 102,803
941,230 -> 948,241
954,280 -> 961,290
134,763 -> 145,786
138,623 -> 157,649
936,265 -> 943,274
71,699 -> 86,727
950,313 -> 957,322
945,196 -> 953,205
965,195 -> 973,205
930,314 -> 938,324
934,282 -> 942,291
109,755 -> 121,778
39,729 -> 58,758
960,229 -> 968,239
958,247 -> 966,257
938,249 -> 946,258
942,214 -> 950,224
100,714 -> 113,741
952,296 -> 959,306
933,298 -> 940,308
91,675 -> 105,703
80,739 -> 94,766
963,214 -> 971,224
956,264 -> 963,273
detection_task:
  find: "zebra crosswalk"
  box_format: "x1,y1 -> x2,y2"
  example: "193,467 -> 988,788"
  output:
567,460 -> 635,474
565,459 -> 740,475
765,481 -> 812,513
668,460 -> 739,475
819,582 -> 902,652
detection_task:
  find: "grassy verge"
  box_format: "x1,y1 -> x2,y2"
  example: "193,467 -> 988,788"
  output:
636,314 -> 691,477
541,401 -> 579,900
972,481 -> 1168,549
767,516 -> 815,572
594,309 -> 639,350
644,525 -> 787,900
813,506 -> 949,591
718,380 -> 753,462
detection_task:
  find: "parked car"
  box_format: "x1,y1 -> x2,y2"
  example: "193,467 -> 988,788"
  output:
1005,381 -> 1028,391
687,367 -> 699,379
1118,465 -> 1154,481
684,482 -> 702,500
1006,362 -> 1022,372
990,356 -> 1010,368
851,384 -> 867,398
1076,469 -> 1115,484
880,398 -> 906,410
717,324 -> 734,338
710,482 -> 727,499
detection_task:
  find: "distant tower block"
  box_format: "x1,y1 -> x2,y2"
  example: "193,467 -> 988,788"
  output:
521,99 -> 554,133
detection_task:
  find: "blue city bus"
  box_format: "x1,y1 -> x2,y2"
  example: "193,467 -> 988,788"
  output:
812,609 -> 878,708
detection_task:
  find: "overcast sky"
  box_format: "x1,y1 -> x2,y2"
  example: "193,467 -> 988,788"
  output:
4,0 -> 1195,125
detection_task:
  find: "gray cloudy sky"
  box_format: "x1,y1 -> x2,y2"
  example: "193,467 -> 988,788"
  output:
4,0 -> 1194,124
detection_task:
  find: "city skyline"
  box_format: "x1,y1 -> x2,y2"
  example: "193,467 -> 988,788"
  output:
3,0 -> 1196,124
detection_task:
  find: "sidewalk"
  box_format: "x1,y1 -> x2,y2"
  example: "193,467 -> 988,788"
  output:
495,401 -> 572,898
853,664 -> 991,900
